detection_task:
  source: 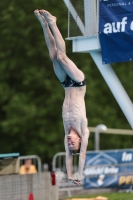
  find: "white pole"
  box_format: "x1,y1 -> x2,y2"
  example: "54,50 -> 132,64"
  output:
90,51 -> 133,129
95,124 -> 107,150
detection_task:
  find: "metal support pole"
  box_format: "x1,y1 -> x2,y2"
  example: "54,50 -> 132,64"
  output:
90,51 -> 133,129
94,124 -> 107,150
95,129 -> 100,151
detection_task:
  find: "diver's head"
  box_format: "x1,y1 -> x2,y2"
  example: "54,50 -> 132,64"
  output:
67,128 -> 81,154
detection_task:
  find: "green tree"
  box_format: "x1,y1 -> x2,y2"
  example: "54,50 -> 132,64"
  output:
0,0 -> 132,167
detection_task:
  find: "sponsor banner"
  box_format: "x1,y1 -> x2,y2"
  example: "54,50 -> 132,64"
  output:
83,149 -> 133,189
99,0 -> 133,64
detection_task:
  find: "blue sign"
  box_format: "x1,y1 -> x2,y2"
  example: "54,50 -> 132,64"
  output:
99,0 -> 133,64
83,149 -> 133,189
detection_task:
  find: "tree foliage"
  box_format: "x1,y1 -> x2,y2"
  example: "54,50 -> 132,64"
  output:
0,0 -> 133,166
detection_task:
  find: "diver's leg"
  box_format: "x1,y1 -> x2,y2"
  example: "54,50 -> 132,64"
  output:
39,10 -> 84,82
57,51 -> 84,82
39,10 -> 66,54
52,60 -> 67,82
34,10 -> 66,82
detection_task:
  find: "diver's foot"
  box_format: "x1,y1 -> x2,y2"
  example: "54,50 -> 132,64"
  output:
34,9 -> 48,26
39,10 -> 56,25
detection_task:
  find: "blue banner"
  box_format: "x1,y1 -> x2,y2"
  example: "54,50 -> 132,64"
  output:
99,0 -> 133,64
83,149 -> 133,189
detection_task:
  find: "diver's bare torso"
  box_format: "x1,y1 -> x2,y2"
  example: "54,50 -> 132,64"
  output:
62,86 -> 88,137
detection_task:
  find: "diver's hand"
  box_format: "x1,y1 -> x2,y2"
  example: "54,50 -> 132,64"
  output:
68,178 -> 82,185
73,179 -> 82,185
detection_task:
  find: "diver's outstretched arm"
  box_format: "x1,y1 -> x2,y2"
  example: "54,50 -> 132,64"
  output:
78,129 -> 89,180
64,135 -> 73,179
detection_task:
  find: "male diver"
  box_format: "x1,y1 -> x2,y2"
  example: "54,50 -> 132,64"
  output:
34,10 -> 89,185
